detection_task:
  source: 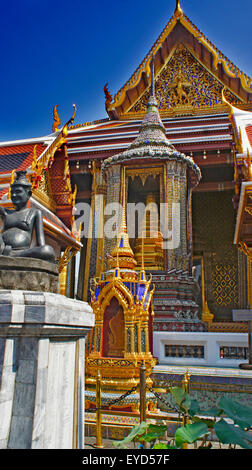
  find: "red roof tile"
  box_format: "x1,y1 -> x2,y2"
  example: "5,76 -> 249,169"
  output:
246,125 -> 252,147
0,143 -> 46,174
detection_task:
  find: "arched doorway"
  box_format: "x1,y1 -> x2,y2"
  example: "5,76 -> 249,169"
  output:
102,297 -> 125,358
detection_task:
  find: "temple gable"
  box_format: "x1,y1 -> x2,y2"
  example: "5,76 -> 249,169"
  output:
130,44 -> 243,116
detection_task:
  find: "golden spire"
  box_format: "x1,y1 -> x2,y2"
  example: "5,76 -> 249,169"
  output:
110,167 -> 137,270
31,144 -> 38,171
174,0 -> 183,18
139,234 -> 147,282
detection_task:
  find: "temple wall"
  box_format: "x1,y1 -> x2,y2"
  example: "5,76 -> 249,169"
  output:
192,190 -> 243,322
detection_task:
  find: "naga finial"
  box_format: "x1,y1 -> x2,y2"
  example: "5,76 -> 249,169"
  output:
66,104 -> 77,127
222,87 -> 234,119
52,104 -> 61,133
104,83 -> 113,110
62,104 -> 77,137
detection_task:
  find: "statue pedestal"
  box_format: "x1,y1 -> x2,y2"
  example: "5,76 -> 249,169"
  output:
0,289 -> 94,449
0,256 -> 59,293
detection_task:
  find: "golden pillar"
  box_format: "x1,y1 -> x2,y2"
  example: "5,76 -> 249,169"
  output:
83,162 -> 106,301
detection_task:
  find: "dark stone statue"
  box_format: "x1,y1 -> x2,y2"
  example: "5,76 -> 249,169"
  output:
0,171 -> 55,262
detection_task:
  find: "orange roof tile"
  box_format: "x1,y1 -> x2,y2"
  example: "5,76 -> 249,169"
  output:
246,125 -> 252,147
0,143 -> 46,174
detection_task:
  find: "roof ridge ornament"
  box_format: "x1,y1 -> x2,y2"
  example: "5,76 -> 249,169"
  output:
174,0 -> 183,18
222,87 -> 234,118
52,105 -> 61,133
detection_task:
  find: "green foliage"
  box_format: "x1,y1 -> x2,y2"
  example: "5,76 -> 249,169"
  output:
113,387 -> 252,450
218,396 -> 252,429
214,419 -> 252,449
174,422 -> 209,448
170,386 -> 191,413
139,424 -> 168,443
113,421 -> 148,449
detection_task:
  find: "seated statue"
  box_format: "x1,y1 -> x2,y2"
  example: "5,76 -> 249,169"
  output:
0,170 -> 55,262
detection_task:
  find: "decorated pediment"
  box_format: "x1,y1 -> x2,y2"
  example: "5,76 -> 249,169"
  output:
130,44 -> 243,116
106,2 -> 252,119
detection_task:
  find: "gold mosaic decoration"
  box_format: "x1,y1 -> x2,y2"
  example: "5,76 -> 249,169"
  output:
33,170 -> 56,212
130,45 -> 243,113
212,262 -> 239,307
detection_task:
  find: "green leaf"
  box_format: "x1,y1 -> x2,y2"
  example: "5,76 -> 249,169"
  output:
175,422 -> 209,448
192,416 -> 215,429
214,419 -> 252,449
113,421 -> 148,449
188,399 -> 200,417
197,407 -> 221,418
170,386 -> 191,412
218,397 -> 252,429
148,424 -> 168,435
139,424 -> 168,443
153,443 -> 176,449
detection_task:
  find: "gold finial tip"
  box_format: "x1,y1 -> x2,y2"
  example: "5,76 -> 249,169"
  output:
175,0 -> 183,16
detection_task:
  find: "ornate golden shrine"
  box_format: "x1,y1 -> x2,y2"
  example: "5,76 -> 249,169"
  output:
85,175 -> 157,396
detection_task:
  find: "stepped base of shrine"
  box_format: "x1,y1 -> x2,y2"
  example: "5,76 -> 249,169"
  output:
152,271 -> 208,332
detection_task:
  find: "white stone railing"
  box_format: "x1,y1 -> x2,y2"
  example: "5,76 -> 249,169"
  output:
153,332 -> 248,368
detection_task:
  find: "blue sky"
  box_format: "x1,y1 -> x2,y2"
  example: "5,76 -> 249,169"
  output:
0,0 -> 251,142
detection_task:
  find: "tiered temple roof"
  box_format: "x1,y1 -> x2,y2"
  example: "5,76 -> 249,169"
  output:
0,123 -> 81,254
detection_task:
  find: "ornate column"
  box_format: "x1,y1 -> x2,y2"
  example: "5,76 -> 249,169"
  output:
83,163 -> 106,301
165,160 -> 188,271
104,164 -> 122,265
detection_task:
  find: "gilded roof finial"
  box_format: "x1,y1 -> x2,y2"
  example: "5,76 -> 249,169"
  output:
52,105 -> 61,133
31,144 -> 38,171
62,104 -> 77,137
66,104 -> 77,127
221,87 -> 234,119
104,83 -> 113,110
174,0 -> 183,18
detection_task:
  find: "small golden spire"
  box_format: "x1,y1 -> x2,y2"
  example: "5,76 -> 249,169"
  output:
174,0 -> 183,18
31,144 -> 38,171
140,235 -> 147,282
110,167 -> 137,270
8,169 -> 16,199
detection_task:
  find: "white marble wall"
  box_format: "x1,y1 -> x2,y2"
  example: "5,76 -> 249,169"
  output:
154,331 -> 248,367
0,290 -> 94,449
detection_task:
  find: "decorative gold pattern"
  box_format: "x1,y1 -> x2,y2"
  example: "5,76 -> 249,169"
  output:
109,6 -> 252,113
58,246 -> 78,273
212,263 -> 239,307
238,241 -> 252,262
131,45 -> 242,114
33,170 -> 57,212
